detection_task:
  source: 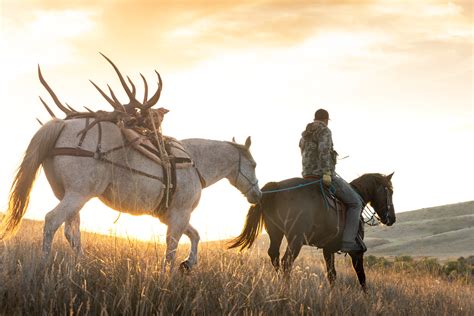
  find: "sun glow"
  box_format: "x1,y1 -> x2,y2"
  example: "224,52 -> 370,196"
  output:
1,0 -> 472,243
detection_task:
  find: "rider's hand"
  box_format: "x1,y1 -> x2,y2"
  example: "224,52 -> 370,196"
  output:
323,173 -> 332,187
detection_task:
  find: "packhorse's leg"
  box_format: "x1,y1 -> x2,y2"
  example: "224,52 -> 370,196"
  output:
163,213 -> 190,272
349,251 -> 367,291
43,192 -> 89,259
281,235 -> 304,274
267,229 -> 284,272
323,248 -> 337,286
180,224 -> 201,271
64,212 -> 82,256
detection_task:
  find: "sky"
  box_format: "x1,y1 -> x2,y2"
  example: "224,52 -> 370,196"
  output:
0,0 -> 472,242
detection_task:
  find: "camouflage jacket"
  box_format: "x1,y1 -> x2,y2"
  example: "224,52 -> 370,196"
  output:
299,120 -> 338,177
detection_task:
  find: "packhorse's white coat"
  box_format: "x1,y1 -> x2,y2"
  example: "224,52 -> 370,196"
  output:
3,118 -> 261,271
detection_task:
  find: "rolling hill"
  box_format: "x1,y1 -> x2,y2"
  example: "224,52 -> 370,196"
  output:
364,201 -> 474,258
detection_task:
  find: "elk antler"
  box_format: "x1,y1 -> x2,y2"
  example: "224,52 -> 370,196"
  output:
97,53 -> 163,113
39,96 -> 57,118
38,65 -> 75,116
66,103 -> 79,113
89,80 -> 124,112
141,70 -> 162,111
99,53 -> 138,106
75,110 -> 135,137
140,73 -> 148,104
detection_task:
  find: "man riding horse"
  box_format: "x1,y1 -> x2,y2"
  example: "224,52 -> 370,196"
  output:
299,108 -> 365,253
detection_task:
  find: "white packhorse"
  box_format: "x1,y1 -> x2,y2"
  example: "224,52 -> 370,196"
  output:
1,119 -> 261,270
0,57 -> 262,271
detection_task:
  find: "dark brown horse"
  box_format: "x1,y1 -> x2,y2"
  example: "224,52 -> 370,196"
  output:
229,173 -> 395,290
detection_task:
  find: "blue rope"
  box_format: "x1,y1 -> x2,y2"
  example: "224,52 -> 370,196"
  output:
261,179 -> 322,194
261,178 -> 336,210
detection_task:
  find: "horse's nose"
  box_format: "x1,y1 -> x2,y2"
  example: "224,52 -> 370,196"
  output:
247,188 -> 262,204
387,216 -> 396,226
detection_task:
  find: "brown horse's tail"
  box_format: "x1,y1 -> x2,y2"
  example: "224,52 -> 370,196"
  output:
0,119 -> 65,240
228,203 -> 264,251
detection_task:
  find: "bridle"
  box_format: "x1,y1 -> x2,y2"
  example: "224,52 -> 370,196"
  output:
362,185 -> 393,226
234,149 -> 259,196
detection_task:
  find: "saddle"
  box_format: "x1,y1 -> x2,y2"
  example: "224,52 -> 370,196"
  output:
121,127 -> 197,216
121,127 -> 193,168
51,117 -> 199,219
320,187 -> 347,247
319,187 -> 365,251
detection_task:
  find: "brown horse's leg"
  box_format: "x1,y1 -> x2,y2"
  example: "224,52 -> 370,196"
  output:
267,229 -> 284,271
323,248 -> 336,286
349,251 -> 367,292
281,236 -> 304,274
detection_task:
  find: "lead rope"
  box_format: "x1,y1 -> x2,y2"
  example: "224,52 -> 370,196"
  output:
149,110 -> 171,207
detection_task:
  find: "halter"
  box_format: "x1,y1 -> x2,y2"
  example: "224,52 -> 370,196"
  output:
234,149 -> 259,196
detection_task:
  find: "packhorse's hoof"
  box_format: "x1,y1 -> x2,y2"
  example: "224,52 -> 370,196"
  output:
179,261 -> 191,273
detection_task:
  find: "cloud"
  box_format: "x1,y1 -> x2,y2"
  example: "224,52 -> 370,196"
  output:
3,0 -> 470,72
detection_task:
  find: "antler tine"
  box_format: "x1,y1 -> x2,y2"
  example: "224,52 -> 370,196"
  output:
36,118 -> 43,126
107,85 -> 126,112
38,65 -> 72,115
84,106 -> 94,113
142,70 -> 162,110
127,76 -> 136,97
65,103 -> 79,113
140,73 -> 148,104
90,80 -> 121,111
99,53 -> 137,103
39,96 -> 57,118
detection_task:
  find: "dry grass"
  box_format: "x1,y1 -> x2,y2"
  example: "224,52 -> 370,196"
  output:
0,221 -> 472,315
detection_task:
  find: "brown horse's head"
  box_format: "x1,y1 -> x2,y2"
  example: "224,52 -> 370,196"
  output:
351,172 -> 396,226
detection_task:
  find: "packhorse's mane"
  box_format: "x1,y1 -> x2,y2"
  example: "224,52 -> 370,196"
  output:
226,142 -> 254,161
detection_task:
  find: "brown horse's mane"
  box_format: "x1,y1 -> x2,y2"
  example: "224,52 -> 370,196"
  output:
350,173 -> 392,203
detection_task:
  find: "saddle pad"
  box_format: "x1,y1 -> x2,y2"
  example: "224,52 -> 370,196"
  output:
121,128 -> 193,168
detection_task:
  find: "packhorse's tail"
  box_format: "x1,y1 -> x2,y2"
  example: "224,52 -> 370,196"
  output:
228,203 -> 264,251
0,119 -> 65,239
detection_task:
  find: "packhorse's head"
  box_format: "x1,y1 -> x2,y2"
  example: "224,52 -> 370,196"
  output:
370,172 -> 396,226
228,137 -> 262,204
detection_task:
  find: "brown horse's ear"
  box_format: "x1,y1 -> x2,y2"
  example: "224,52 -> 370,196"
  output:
386,172 -> 394,180
244,136 -> 251,149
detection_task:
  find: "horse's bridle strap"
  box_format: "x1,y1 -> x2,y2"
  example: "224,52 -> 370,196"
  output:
235,150 -> 258,196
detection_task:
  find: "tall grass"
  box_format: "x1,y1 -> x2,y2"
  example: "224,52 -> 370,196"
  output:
0,221 -> 472,315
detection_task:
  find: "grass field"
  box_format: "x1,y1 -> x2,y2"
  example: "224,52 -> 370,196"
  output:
0,219 -> 472,315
